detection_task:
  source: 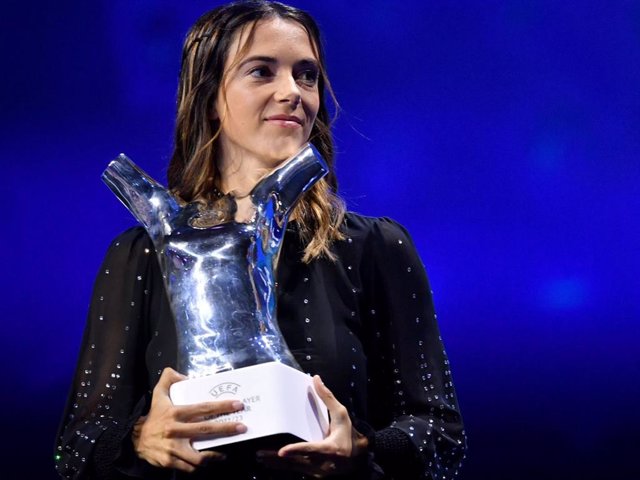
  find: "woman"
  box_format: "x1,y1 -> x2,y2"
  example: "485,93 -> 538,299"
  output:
55,1 -> 466,479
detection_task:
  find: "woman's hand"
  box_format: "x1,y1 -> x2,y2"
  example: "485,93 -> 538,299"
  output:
257,375 -> 369,478
132,367 -> 247,473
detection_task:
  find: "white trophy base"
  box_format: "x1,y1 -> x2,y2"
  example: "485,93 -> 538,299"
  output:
169,362 -> 330,450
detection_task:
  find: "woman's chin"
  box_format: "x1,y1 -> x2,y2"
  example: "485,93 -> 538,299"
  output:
263,143 -> 307,166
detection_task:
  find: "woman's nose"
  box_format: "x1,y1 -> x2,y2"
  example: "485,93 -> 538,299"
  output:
275,73 -> 302,107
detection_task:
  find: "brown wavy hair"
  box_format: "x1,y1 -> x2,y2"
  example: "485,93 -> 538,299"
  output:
168,0 -> 345,261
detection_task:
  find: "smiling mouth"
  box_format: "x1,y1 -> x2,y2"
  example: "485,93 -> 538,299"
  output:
265,116 -> 303,128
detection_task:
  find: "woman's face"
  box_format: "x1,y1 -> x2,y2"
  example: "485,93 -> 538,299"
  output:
215,18 -> 321,169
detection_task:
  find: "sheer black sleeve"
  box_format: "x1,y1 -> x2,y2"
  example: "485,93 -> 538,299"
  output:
361,217 -> 467,480
54,228 -> 157,479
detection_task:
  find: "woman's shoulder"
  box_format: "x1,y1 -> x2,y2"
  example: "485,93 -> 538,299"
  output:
107,226 -> 152,247
339,212 -> 427,281
100,226 -> 155,264
343,211 -> 414,246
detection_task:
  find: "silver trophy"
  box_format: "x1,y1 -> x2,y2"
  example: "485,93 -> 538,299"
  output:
102,144 -> 329,449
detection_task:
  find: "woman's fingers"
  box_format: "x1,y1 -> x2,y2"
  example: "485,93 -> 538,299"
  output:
166,418 -> 247,438
279,437 -> 342,456
147,398 -> 247,441
257,450 -> 343,478
177,399 -> 244,422
143,434 -> 230,472
169,445 -> 225,469
277,375 -> 363,469
170,399 -> 247,438
134,367 -> 246,471
168,456 -> 198,473
312,375 -> 337,408
201,450 -> 227,463
278,377 -> 348,458
154,367 -> 187,396
149,438 -> 228,472
312,376 -> 349,425
156,449 -> 203,472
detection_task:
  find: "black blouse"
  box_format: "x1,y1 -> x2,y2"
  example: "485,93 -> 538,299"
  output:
55,212 -> 466,479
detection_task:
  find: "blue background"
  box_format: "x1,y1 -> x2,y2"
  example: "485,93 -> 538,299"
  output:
2,1 -> 638,478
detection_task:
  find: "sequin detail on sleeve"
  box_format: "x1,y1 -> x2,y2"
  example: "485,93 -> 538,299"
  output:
362,217 -> 467,479
54,229 -> 153,479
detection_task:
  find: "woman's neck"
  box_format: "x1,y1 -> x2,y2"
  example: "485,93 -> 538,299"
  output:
217,152 -> 276,197
217,154 -> 277,223
219,167 -> 268,198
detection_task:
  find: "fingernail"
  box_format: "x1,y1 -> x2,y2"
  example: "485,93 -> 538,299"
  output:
232,401 -> 244,410
236,424 -> 247,433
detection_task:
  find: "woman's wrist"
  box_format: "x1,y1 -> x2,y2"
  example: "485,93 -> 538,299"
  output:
131,415 -> 149,459
354,429 -> 370,456
351,418 -> 376,457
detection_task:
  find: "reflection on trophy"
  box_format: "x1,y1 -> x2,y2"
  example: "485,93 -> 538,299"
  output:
102,144 -> 329,450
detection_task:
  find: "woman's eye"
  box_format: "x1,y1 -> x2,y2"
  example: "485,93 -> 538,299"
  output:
249,66 -> 272,78
297,69 -> 319,86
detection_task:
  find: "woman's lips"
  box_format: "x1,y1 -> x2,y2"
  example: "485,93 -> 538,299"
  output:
265,115 -> 303,128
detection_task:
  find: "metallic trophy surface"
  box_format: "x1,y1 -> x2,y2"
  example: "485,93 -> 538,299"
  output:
102,144 -> 330,448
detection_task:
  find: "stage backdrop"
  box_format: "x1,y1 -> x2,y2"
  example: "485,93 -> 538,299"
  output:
2,1 -> 638,479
